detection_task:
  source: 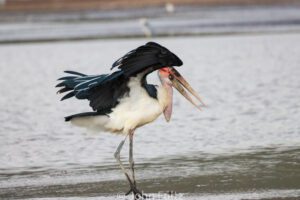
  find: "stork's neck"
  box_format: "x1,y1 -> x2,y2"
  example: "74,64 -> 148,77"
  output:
140,75 -> 157,99
157,72 -> 173,121
128,72 -> 172,113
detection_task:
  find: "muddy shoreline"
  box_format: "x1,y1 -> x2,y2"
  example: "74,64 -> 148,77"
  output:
1,0 -> 299,12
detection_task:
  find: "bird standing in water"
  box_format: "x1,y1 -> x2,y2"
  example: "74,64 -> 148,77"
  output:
56,42 -> 204,199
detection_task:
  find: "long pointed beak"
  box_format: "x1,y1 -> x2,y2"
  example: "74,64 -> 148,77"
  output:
169,68 -> 205,110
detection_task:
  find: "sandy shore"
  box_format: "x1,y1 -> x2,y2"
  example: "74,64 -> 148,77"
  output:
1,0 -> 300,12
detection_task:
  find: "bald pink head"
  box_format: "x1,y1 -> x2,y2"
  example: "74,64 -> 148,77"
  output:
158,67 -> 205,122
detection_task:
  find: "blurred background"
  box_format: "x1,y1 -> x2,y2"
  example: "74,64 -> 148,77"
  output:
0,0 -> 300,41
0,1 -> 300,200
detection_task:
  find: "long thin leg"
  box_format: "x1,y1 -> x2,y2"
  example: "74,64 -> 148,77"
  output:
129,130 -> 136,186
114,133 -> 145,199
114,135 -> 133,185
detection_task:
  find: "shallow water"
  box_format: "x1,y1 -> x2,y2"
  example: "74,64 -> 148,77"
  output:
0,33 -> 300,199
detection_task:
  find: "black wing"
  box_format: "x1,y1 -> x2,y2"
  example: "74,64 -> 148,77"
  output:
57,42 -> 183,113
111,42 -> 183,77
56,70 -> 129,113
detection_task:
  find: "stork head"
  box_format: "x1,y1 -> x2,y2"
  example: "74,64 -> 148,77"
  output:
158,67 -> 205,122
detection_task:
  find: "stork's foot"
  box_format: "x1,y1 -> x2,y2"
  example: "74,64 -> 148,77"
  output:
125,187 -> 147,199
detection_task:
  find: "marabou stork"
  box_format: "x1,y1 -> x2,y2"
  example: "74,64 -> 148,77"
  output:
56,42 -> 204,198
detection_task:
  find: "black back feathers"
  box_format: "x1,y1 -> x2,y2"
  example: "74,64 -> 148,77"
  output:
111,42 -> 183,77
57,42 -> 183,113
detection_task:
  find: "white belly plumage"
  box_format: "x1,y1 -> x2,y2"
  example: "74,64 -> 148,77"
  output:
70,76 -> 169,135
105,90 -> 164,134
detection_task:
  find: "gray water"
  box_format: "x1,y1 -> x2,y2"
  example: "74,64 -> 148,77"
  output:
0,33 -> 300,199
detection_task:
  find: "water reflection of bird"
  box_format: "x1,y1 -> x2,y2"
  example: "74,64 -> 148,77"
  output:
56,42 -> 204,199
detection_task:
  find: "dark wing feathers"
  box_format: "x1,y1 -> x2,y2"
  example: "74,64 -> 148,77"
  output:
58,76 -> 77,81
111,42 -> 182,77
57,72 -> 108,100
86,71 -> 129,112
57,42 -> 182,113
64,70 -> 87,76
57,70 -> 127,113
57,87 -> 72,94
61,91 -> 75,101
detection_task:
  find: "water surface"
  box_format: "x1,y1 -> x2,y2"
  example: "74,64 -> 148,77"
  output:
0,33 -> 300,199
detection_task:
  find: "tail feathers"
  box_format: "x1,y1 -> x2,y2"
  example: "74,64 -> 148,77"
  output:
65,112 -> 110,132
65,112 -> 103,121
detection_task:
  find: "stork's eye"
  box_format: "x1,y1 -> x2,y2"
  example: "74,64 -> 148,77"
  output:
169,74 -> 174,80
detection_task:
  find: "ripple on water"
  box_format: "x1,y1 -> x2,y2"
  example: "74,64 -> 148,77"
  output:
0,34 -> 300,198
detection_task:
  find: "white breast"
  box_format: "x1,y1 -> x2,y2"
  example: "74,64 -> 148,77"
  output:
71,74 -> 169,135
105,75 -> 168,134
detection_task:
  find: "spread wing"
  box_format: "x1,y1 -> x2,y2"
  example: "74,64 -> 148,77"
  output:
111,42 -> 183,77
56,70 -> 128,113
56,42 -> 183,113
